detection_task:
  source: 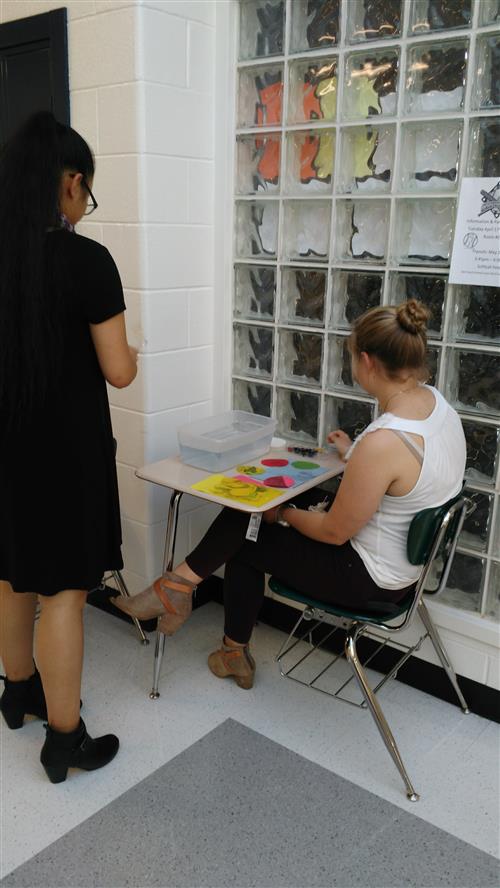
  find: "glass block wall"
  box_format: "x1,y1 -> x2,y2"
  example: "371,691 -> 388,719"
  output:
231,0 -> 500,621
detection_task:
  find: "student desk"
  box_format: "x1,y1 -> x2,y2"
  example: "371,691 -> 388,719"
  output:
136,449 -> 345,698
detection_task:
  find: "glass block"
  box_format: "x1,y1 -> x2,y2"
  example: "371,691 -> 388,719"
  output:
480,0 -> 500,25
237,64 -> 283,128
236,134 -> 281,195
392,199 -> 455,266
234,264 -> 276,321
278,330 -> 324,387
239,0 -> 285,61
462,419 -> 500,486
277,387 -> 320,442
451,286 -> 500,345
343,49 -> 399,119
280,268 -> 326,327
288,57 -> 338,125
409,0 -> 472,34
282,200 -> 331,261
290,0 -> 340,52
338,124 -> 395,193
346,0 -> 402,42
233,378 -> 272,417
235,201 -> 279,259
446,349 -> 500,417
388,273 -> 446,338
324,395 -> 374,442
331,270 -> 383,329
399,120 -> 462,193
468,117 -> 500,177
439,552 -> 484,613
404,40 -> 468,114
327,334 -> 362,392
484,561 -> 500,621
426,345 -> 441,386
233,323 -> 274,379
491,503 -> 500,558
334,199 -> 389,263
459,489 -> 493,553
285,129 -> 335,195
473,33 -> 500,109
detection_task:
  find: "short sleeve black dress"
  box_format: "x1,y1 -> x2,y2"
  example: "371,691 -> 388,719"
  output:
0,230 -> 126,595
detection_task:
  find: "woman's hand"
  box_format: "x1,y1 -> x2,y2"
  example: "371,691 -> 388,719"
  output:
327,429 -> 353,459
263,506 -> 280,524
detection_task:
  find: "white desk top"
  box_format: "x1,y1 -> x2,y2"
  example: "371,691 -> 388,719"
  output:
136,450 -> 345,513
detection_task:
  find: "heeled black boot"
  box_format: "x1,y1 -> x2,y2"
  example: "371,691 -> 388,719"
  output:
40,718 -> 119,784
0,668 -> 48,729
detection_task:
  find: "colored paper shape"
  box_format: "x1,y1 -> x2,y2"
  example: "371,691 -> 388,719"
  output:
261,458 -> 289,467
234,474 -> 265,486
263,475 -> 295,488
191,474 -> 281,506
291,460 -> 320,470
236,465 -> 265,475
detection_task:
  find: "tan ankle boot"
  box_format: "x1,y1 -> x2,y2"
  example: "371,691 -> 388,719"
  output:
112,572 -> 196,625
208,640 -> 255,690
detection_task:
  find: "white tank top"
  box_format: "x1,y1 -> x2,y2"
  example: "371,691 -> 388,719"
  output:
345,387 -> 466,590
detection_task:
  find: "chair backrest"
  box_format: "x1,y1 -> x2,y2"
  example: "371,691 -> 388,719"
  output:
407,493 -> 463,566
394,493 -> 470,632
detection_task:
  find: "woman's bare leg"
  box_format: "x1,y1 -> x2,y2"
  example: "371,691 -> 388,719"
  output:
0,580 -> 37,679
36,589 -> 87,733
172,561 -> 202,585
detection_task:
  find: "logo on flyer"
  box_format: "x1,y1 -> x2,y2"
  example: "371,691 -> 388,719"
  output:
478,182 -> 500,219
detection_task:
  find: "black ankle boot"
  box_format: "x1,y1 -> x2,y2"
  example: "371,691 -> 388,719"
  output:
40,718 -> 119,784
0,668 -> 48,729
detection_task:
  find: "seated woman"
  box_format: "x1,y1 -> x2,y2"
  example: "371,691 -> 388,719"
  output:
114,299 -> 466,690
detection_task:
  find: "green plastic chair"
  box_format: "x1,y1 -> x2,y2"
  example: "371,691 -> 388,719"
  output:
270,493 -> 474,801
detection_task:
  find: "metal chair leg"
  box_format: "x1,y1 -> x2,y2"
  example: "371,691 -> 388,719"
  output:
418,600 -> 469,714
149,490 -> 183,699
345,628 -> 420,802
149,628 -> 166,700
112,570 -> 150,646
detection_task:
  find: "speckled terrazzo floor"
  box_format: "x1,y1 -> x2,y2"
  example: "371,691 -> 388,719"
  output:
1,602 -> 499,887
1,718 -> 499,888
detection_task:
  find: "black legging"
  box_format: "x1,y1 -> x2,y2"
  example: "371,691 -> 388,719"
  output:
186,489 -> 414,644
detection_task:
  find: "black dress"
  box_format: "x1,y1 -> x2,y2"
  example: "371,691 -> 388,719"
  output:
0,230 -> 126,595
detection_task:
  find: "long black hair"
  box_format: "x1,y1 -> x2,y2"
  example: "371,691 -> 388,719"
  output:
0,111 -> 94,415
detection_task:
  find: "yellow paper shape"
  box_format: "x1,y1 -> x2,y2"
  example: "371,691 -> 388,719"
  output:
236,465 -> 265,475
191,474 -> 281,506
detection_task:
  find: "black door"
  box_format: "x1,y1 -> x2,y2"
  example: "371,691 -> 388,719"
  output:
0,7 -> 69,146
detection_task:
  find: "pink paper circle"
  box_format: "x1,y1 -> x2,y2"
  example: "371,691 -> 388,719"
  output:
261,458 -> 289,467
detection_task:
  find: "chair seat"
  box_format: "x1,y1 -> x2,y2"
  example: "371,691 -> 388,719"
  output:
268,578 -> 414,625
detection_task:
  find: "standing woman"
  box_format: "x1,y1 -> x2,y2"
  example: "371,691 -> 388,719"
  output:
0,112 -> 137,782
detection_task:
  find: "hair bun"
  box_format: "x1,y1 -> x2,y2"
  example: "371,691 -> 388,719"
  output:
396,299 -> 430,335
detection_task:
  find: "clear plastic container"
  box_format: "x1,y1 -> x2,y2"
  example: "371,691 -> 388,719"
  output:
178,410 -> 277,471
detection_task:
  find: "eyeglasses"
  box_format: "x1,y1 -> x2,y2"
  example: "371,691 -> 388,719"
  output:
82,178 -> 98,216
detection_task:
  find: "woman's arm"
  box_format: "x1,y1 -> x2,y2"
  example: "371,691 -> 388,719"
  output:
89,313 -> 138,388
275,430 -> 401,545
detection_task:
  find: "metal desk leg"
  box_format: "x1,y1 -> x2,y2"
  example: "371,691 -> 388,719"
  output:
149,490 -> 183,700
112,570 -> 150,646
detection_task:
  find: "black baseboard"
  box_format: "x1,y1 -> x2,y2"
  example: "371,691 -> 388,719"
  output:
88,576 -> 499,723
